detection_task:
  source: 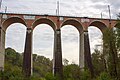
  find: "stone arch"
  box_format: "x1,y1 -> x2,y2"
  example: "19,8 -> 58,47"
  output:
89,20 -> 107,33
2,17 -> 27,31
61,19 -> 83,33
32,18 -> 56,31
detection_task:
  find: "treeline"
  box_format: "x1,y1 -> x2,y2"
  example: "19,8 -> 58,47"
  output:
1,47 -> 53,80
0,47 -> 89,80
0,47 -> 118,80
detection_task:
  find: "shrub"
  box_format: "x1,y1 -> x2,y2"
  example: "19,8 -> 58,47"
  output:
80,70 -> 91,80
97,72 -> 112,80
45,73 -> 56,80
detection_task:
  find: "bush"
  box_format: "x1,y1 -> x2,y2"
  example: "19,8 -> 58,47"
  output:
45,73 -> 56,80
97,72 -> 112,80
80,70 -> 91,80
29,75 -> 45,80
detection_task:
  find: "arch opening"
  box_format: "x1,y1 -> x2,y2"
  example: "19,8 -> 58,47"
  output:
33,24 -> 54,75
61,25 -> 79,65
5,23 -> 26,53
88,25 -> 111,75
88,26 -> 103,54
5,23 -> 26,75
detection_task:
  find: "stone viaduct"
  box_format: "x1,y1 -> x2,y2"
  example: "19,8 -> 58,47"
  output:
0,12 -> 118,77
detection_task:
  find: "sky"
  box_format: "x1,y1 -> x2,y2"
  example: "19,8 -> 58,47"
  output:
2,0 -> 120,64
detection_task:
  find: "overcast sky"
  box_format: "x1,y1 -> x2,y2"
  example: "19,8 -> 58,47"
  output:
2,0 -> 120,64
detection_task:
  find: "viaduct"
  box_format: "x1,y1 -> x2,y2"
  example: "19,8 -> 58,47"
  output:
0,12 -> 118,78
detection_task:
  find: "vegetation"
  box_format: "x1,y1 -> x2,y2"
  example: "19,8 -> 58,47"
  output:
0,47 -> 53,80
0,46 -> 118,80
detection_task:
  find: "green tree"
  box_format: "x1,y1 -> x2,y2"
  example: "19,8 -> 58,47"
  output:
63,58 -> 69,66
33,55 -> 52,78
97,72 -> 112,80
114,13 -> 120,79
63,64 -> 81,80
92,49 -> 106,76
3,47 -> 53,79
103,28 -> 118,79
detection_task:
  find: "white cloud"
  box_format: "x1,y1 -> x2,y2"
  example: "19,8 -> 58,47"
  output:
88,26 -> 103,53
33,24 -> 54,60
5,23 -> 26,53
2,0 -> 119,18
61,26 -> 79,64
62,42 -> 79,64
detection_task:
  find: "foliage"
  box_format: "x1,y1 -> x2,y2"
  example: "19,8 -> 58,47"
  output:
1,47 -> 53,80
45,73 -> 56,80
97,72 -> 112,80
63,58 -> 69,66
63,64 -> 92,80
1,47 -> 92,80
63,64 -> 81,80
80,70 -> 91,80
33,55 -> 52,78
92,49 -> 106,76
103,28 -> 118,78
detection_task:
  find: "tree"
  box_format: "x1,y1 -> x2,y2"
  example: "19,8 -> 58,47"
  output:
92,49 -> 106,76
63,58 -> 69,66
63,64 -> 81,80
4,47 -> 53,79
33,55 -> 52,78
103,28 -> 118,79
114,13 -> 120,79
